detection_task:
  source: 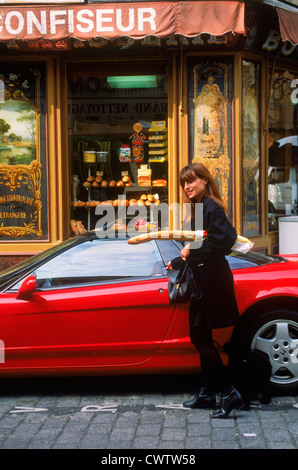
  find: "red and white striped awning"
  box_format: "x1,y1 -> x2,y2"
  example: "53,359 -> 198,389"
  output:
276,7 -> 298,45
0,1 -> 245,41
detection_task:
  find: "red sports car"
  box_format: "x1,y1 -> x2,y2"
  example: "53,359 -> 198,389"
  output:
0,232 -> 297,394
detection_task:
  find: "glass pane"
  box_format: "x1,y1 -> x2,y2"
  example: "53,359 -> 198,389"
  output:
242,60 -> 261,236
268,70 -> 298,231
227,251 -> 282,270
33,239 -> 162,288
67,62 -> 168,233
156,239 -> 181,265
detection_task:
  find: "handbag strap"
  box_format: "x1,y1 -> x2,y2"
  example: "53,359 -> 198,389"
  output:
176,260 -> 188,285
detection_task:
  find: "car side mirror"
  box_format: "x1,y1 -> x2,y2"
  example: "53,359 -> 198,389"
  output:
16,275 -> 36,300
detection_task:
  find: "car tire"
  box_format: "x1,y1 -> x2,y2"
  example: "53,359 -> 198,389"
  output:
233,310 -> 298,395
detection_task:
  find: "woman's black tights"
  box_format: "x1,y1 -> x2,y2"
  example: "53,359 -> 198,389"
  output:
189,302 -> 230,392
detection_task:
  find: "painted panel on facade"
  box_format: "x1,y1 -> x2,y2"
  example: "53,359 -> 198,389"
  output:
0,64 -> 48,240
188,58 -> 233,219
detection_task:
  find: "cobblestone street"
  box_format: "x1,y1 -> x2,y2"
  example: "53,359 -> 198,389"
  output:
0,375 -> 297,451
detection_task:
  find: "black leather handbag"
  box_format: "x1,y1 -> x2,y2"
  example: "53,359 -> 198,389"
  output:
167,261 -> 202,303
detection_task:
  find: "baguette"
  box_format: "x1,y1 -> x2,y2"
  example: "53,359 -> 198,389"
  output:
152,179 -> 167,186
128,230 -> 205,244
127,230 -> 253,253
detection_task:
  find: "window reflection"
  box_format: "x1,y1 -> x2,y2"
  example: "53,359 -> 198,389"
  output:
32,240 -> 162,289
242,59 -> 261,237
268,70 -> 298,232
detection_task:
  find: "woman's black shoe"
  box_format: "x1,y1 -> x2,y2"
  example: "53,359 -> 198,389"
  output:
183,387 -> 216,409
211,386 -> 244,419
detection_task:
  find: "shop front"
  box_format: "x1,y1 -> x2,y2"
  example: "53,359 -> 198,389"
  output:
0,0 -> 297,270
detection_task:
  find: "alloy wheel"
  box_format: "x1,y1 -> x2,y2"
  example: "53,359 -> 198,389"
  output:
251,319 -> 298,388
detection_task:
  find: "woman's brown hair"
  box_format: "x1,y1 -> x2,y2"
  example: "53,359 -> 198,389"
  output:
179,163 -> 227,216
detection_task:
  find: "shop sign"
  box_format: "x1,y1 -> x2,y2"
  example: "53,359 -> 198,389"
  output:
262,30 -> 297,56
0,2 -> 245,41
0,164 -> 42,238
1,32 -> 239,52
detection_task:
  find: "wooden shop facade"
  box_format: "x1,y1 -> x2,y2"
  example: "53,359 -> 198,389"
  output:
0,0 -> 297,270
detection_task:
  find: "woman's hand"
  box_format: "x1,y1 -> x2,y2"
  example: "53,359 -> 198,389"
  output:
180,245 -> 190,261
167,243 -> 191,270
166,261 -> 173,270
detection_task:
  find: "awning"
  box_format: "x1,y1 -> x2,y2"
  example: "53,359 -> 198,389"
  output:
0,1 -> 245,41
276,7 -> 298,45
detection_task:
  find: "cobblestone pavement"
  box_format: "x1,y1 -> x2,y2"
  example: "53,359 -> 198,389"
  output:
0,375 -> 297,451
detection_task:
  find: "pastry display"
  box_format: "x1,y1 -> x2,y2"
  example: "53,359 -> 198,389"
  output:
111,219 -> 127,231
72,194 -> 160,208
137,167 -> 152,186
70,219 -> 87,235
72,120 -> 168,232
152,179 -> 167,187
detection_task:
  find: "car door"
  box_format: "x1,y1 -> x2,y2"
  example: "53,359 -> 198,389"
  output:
3,239 -> 175,370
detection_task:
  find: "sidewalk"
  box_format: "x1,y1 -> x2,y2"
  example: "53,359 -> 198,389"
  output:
0,378 -> 297,450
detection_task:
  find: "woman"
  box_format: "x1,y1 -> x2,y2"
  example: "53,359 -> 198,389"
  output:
167,163 -> 243,419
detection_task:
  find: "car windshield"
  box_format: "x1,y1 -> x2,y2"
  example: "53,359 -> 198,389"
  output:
227,250 -> 285,270
172,240 -> 284,269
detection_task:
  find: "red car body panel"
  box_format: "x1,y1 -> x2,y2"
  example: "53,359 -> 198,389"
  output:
233,255 -> 298,313
0,245 -> 297,378
0,278 -> 176,373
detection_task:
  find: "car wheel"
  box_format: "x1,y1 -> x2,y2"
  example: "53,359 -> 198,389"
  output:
248,311 -> 298,394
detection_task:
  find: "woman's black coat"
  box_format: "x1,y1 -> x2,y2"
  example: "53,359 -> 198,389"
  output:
171,197 -> 239,330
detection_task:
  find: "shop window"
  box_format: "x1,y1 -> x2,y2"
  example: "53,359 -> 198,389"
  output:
0,64 -> 48,240
188,58 -> 234,220
242,59 -> 261,237
268,69 -> 298,231
67,61 -> 168,234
